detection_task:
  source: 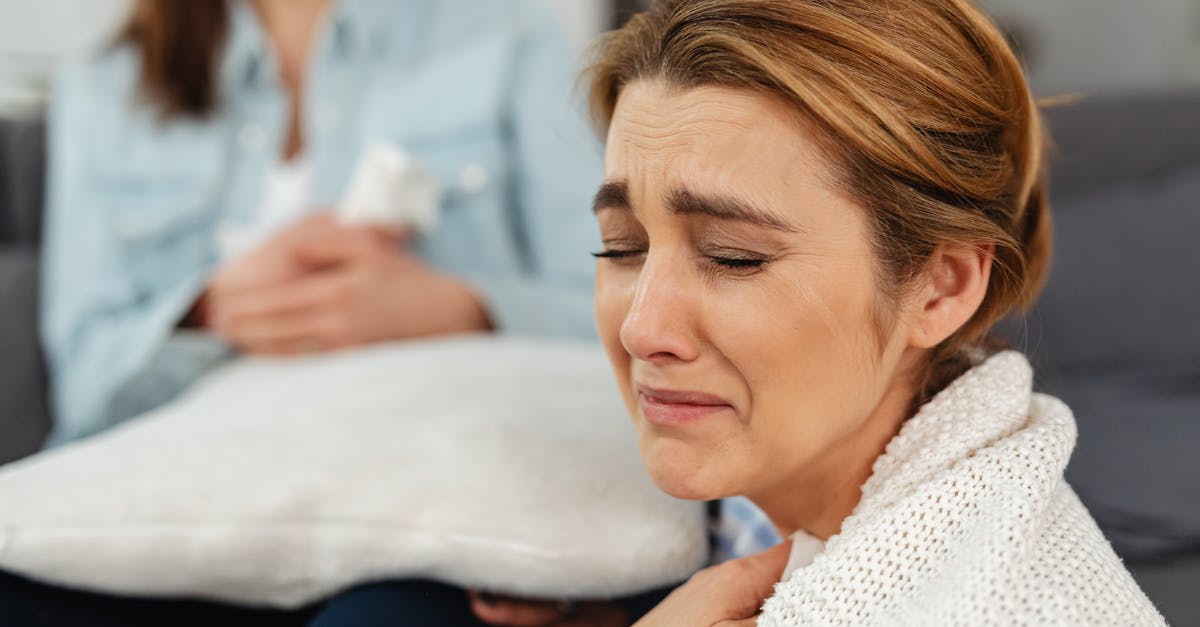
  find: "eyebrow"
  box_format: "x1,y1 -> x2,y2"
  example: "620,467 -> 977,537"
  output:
592,179 -> 801,233
592,180 -> 630,214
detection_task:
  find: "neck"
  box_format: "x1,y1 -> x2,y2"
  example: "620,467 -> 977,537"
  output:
749,365 -> 919,541
251,0 -> 332,93
251,0 -> 332,160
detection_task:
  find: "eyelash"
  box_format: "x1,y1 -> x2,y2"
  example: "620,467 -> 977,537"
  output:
591,249 -> 770,273
590,249 -> 641,260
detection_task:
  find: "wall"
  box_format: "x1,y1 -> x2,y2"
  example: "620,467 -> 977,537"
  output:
0,0 -> 607,58
0,0 -> 610,115
6,1 -> 1197,102
975,0 -> 1200,95
0,0 -> 130,61
611,0 -> 1200,95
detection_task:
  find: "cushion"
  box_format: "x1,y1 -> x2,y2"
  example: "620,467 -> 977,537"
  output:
0,245 -> 49,464
0,117 -> 45,244
1004,164 -> 1200,559
0,336 -> 707,607
1042,91 -> 1200,198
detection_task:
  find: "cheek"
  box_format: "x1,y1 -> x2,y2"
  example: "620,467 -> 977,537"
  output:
704,264 -> 884,470
594,265 -> 635,406
709,270 -> 873,365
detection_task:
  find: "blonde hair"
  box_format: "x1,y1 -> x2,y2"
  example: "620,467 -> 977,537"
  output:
586,0 -> 1052,401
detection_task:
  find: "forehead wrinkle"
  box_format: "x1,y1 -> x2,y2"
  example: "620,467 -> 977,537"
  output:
666,187 -> 803,233
613,87 -> 757,157
607,82 -> 843,236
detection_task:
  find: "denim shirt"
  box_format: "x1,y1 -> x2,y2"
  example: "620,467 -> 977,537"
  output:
41,0 -> 604,445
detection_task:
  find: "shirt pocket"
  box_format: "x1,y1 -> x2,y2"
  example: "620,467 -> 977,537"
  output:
407,125 -> 507,208
360,32 -> 512,211
403,126 -> 526,272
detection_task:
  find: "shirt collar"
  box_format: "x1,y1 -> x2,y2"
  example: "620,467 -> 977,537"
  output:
220,0 -> 384,90
328,0 -> 371,58
221,0 -> 272,90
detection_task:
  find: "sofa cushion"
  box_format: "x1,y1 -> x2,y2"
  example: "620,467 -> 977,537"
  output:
1029,164 -> 1200,373
994,93 -> 1200,561
0,118 -> 45,245
1044,91 -> 1200,199
1009,161 -> 1200,560
0,245 -> 49,464
0,117 -> 50,464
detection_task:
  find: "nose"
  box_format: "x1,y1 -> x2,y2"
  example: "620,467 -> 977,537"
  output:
619,253 -> 701,364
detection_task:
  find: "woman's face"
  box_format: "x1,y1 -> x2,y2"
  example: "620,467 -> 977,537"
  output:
594,82 -> 920,502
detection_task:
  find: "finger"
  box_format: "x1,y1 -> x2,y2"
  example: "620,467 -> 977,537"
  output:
220,308 -> 342,354
237,337 -> 315,358
468,591 -> 565,627
364,224 -> 412,244
695,539 -> 793,621
290,224 -> 397,269
208,252 -> 304,298
212,274 -> 346,327
740,538 -> 793,583
713,617 -> 759,627
289,212 -> 338,234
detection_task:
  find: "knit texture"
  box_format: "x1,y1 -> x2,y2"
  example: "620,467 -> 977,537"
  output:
758,351 -> 1164,626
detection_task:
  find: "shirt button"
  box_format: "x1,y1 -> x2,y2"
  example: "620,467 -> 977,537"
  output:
238,123 -> 267,152
458,163 -> 489,193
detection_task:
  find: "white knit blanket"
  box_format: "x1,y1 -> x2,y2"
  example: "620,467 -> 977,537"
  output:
759,351 -> 1164,626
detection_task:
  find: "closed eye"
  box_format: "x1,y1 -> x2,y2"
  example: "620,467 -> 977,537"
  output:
592,248 -> 646,266
708,256 -> 767,269
591,249 -> 643,259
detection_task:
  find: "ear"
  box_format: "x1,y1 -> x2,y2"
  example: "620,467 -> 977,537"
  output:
907,243 -> 994,349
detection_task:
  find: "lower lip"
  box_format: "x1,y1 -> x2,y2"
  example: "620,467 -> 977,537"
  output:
639,395 -> 732,427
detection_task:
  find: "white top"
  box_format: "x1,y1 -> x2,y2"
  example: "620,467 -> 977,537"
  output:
217,155 -> 316,260
256,155 -> 315,235
781,530 -> 825,578
758,352 -> 1164,626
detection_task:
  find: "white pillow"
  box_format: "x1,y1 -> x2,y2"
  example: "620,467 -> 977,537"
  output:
0,336 -> 707,607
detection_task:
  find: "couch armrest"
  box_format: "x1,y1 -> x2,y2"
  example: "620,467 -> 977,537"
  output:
0,118 -> 46,245
0,245 -> 50,464
1129,556 -> 1200,627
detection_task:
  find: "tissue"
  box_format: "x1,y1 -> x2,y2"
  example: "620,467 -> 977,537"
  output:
337,142 -> 442,233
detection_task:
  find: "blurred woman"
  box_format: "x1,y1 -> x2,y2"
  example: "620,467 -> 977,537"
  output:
15,0 -> 641,625
41,0 -> 601,446
573,0 -> 1166,624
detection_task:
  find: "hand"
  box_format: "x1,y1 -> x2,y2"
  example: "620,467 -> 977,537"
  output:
208,221 -> 491,355
634,540 -> 791,627
209,213 -> 390,295
468,591 -> 630,627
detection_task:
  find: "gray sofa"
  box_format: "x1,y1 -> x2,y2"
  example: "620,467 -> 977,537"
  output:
0,117 -> 49,463
1,92 -> 1198,622
997,91 -> 1200,625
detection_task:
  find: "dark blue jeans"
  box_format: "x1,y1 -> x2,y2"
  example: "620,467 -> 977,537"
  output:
0,570 -> 670,627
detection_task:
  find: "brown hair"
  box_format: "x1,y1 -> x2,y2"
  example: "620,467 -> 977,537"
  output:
120,1 -> 230,118
586,0 -> 1052,402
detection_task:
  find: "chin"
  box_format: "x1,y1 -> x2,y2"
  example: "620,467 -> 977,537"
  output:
638,434 -> 734,501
